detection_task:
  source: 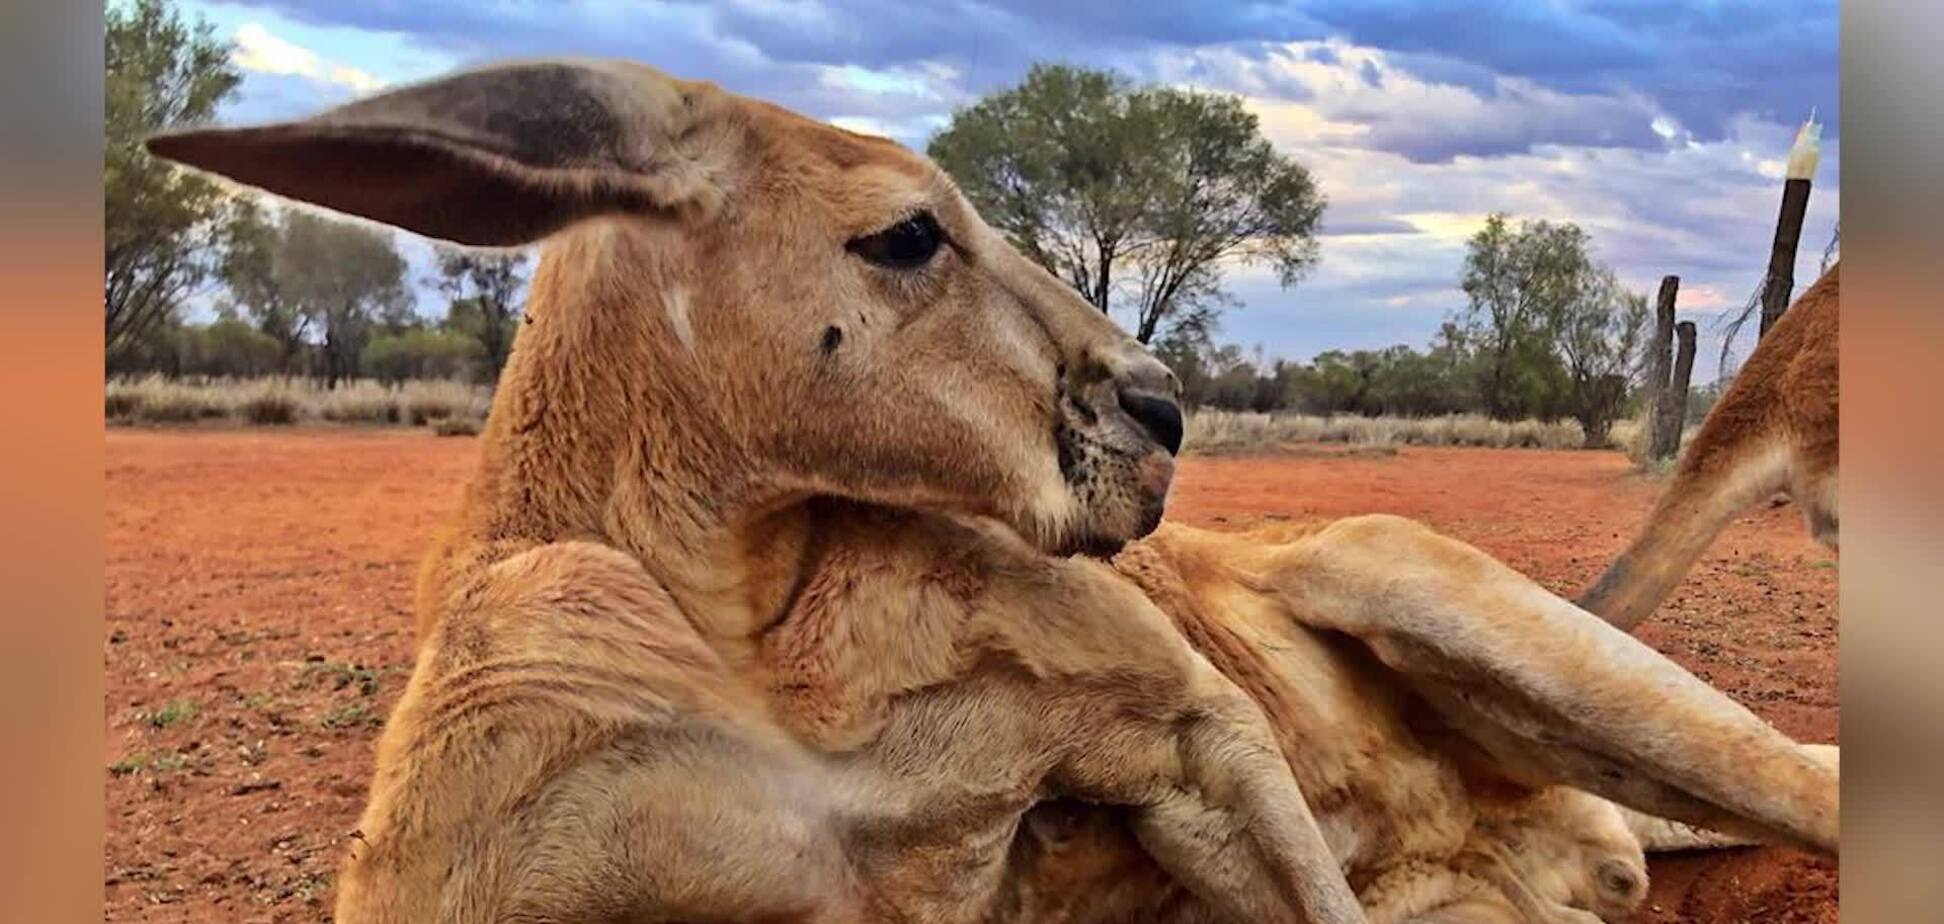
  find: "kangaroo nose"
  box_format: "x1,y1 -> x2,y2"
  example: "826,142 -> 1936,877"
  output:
1118,388 -> 1184,456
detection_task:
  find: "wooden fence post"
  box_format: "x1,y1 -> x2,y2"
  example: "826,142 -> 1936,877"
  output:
1651,321 -> 1697,460
1759,115 -> 1822,337
1645,277 -> 1679,460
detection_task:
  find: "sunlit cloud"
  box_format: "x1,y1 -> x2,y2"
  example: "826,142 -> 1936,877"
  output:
178,0 -> 1837,377
233,23 -> 386,95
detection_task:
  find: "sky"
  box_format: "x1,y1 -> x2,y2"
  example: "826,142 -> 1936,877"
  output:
176,0 -> 1840,381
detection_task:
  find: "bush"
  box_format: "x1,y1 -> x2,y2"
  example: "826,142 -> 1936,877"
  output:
104,375 -> 493,429
362,329 -> 486,384
237,379 -> 301,425
1185,410 -> 1588,455
104,390 -> 139,420
399,379 -> 487,425
433,416 -> 481,437
107,375 -> 233,423
316,381 -> 402,424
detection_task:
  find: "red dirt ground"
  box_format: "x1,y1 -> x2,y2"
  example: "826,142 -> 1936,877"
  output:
105,429 -> 1837,922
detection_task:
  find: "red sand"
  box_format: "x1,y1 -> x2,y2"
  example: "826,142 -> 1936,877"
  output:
105,429 -> 1836,922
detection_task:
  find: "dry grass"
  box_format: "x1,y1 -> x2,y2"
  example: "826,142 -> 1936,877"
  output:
1614,411 -> 1700,475
106,376 -> 491,429
1185,410 -> 1589,454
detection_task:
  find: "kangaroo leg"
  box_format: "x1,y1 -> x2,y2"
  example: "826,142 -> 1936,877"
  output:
1616,743 -> 1837,851
1578,430 -> 1793,630
1084,683 -> 1366,924
858,557 -> 1369,924
1258,515 -> 1837,854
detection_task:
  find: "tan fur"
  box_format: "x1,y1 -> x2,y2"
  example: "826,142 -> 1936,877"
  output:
147,59 -> 1837,924
1580,265 -> 1839,629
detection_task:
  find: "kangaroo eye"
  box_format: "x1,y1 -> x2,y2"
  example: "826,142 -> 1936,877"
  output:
848,213 -> 944,269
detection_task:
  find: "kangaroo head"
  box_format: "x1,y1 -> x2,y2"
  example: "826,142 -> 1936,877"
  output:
148,59 -> 1182,560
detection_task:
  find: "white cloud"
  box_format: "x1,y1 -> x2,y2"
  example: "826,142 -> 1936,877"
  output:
1149,39 -> 1669,163
1124,37 -> 1838,374
233,23 -> 387,95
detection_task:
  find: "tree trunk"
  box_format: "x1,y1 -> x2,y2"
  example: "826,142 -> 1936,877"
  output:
1092,252 -> 1113,315
1759,178 -> 1812,337
1650,321 -> 1696,460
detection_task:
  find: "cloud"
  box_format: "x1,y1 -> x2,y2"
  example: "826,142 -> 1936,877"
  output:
233,23 -> 386,94
182,0 -> 1837,379
1297,0 -> 1839,143
1149,40 -> 1669,162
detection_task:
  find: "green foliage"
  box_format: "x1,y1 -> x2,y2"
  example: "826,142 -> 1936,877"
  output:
108,750 -> 193,777
320,701 -> 383,730
1455,214 -> 1584,420
1163,213 -> 1648,450
929,64 -> 1324,344
1163,336 -> 1476,419
268,211 -> 411,386
148,318 -> 284,378
362,328 -> 487,385
1555,270 -> 1649,447
1450,213 -> 1649,443
436,248 -> 530,382
145,699 -> 197,728
217,200 -> 308,368
105,0 -> 242,367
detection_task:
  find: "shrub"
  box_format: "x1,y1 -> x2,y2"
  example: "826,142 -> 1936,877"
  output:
104,375 -> 492,428
107,375 -> 233,423
104,390 -> 139,420
400,378 -> 487,426
362,328 -> 486,384
236,379 -> 301,425
1185,410 -> 1589,455
316,381 -> 402,424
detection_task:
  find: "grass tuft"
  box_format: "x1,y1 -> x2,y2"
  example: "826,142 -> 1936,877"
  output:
105,376 -> 492,430
145,699 -> 198,729
1184,410 -> 1589,454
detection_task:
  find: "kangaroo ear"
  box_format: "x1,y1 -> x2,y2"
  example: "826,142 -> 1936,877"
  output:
145,58 -> 743,246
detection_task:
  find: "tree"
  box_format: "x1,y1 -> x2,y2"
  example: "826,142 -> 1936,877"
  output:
362,328 -> 486,384
220,208 -> 411,384
929,64 -> 1324,344
1454,214 -> 1589,420
275,211 -> 410,386
105,0 -> 242,368
219,200 -> 309,370
435,248 -> 529,382
1555,269 -> 1648,447
1123,88 -> 1324,343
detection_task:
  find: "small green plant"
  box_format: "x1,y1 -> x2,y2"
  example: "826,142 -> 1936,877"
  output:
320,701 -> 382,729
243,691 -> 275,710
146,699 -> 197,729
304,661 -> 381,696
293,871 -> 332,902
109,750 -> 191,776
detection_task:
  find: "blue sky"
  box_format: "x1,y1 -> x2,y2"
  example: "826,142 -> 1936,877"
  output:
177,0 -> 1839,380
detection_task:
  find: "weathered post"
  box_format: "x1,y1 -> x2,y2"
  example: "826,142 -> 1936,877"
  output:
1652,321 -> 1698,460
1759,114 -> 1822,337
1645,276 -> 1680,460
1645,277 -> 1678,403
